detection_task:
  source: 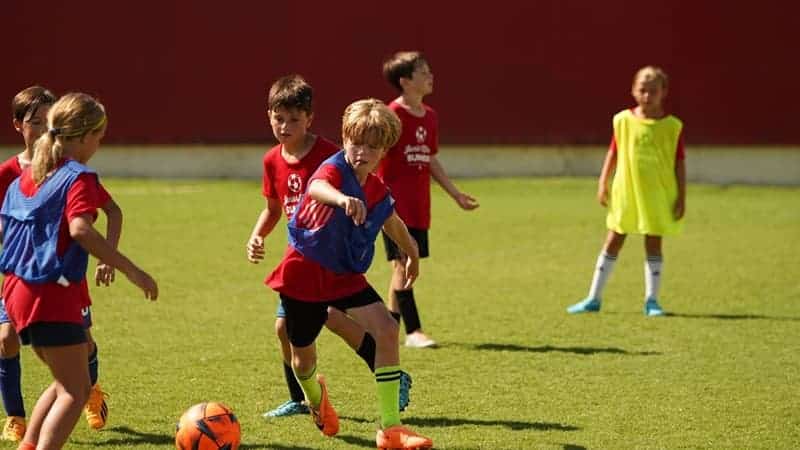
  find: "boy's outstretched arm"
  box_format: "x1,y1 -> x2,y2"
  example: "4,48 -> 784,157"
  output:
430,155 -> 479,210
382,212 -> 419,289
247,197 -> 282,263
96,198 -> 122,286
674,158 -> 686,219
597,149 -> 617,207
308,179 -> 366,225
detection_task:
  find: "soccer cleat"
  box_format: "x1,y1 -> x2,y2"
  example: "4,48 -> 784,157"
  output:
307,374 -> 338,437
404,333 -> 436,348
644,297 -> 665,316
262,399 -> 309,418
0,416 -> 25,442
399,371 -> 412,412
376,425 -> 433,449
84,384 -> 108,430
567,297 -> 601,314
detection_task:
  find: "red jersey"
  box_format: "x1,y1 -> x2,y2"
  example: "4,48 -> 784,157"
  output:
266,163 -> 390,302
262,136 -> 340,220
0,155 -> 23,206
2,160 -> 111,331
376,101 -> 438,229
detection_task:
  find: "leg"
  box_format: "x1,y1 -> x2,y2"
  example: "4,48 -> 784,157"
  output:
83,319 -> 108,430
0,320 -> 26,442
262,312 -> 308,418
643,235 -> 665,316
390,261 -> 435,348
568,230 -> 626,313
30,344 -> 91,450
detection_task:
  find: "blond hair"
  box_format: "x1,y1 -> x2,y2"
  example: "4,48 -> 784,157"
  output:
32,93 -> 106,184
633,66 -> 669,89
342,99 -> 401,149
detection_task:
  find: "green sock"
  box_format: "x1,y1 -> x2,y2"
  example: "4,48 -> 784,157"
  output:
375,365 -> 402,429
295,366 -> 322,407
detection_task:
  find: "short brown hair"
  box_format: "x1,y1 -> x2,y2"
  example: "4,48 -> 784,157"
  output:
267,75 -> 313,114
383,51 -> 428,92
633,66 -> 669,89
342,99 -> 401,149
12,86 -> 56,122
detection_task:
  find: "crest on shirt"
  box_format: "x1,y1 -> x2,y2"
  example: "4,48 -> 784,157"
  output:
287,173 -> 302,193
415,126 -> 427,143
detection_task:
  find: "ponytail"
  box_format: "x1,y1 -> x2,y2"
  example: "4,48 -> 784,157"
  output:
32,130 -> 64,184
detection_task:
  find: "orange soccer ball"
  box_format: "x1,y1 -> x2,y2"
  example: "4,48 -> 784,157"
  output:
175,402 -> 241,450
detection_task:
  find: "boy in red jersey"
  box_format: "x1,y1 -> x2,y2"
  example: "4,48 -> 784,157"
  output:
377,51 -> 479,348
1,92 -> 157,450
266,98 -> 432,449
247,76 -> 411,418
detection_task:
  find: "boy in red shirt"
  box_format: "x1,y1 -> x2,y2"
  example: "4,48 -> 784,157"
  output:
378,51 -> 479,348
266,98 -> 432,449
247,76 -> 411,418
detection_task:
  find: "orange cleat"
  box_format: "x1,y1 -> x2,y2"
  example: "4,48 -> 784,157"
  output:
84,384 -> 108,430
1,416 -> 25,441
307,374 -> 339,437
376,425 -> 433,449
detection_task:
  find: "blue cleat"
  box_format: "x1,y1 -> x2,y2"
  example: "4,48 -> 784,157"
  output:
262,400 -> 309,418
567,297 -> 601,314
399,371 -> 412,412
644,298 -> 665,316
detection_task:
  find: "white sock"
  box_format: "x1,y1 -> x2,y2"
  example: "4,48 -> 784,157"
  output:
587,252 -> 617,300
645,256 -> 663,300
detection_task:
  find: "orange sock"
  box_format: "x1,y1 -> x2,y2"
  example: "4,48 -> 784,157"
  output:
17,442 -> 36,450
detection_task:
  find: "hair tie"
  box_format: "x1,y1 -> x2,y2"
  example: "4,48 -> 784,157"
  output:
48,127 -> 60,137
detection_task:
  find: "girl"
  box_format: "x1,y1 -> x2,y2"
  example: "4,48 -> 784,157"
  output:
567,66 -> 686,316
0,92 -> 158,450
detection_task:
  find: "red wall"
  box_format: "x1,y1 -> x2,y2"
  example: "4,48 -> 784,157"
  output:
2,1 -> 797,145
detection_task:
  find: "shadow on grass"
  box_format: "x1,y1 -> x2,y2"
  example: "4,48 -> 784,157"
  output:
72,426 -> 173,446
457,342 -> 659,356
341,415 -> 579,432
560,444 -> 588,450
666,312 -> 800,321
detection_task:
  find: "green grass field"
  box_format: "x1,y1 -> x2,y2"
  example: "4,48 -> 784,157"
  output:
5,177 -> 799,449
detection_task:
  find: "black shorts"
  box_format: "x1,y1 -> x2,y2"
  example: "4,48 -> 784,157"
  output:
19,322 -> 88,347
279,286 -> 383,347
382,227 -> 429,261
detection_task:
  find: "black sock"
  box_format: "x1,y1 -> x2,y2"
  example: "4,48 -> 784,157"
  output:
88,344 -> 99,386
356,333 -> 376,372
390,311 -> 401,323
396,289 -> 422,334
283,362 -> 305,402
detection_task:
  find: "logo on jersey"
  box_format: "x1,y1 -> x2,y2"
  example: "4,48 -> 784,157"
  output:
288,173 -> 303,193
415,126 -> 427,143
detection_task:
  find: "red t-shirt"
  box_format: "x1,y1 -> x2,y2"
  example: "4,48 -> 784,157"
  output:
2,160 -> 111,331
0,155 -> 23,206
262,136 -> 340,220
266,163 -> 389,302
376,101 -> 438,229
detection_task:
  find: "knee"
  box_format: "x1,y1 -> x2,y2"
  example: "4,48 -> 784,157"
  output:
371,317 -> 399,347
275,318 -> 288,342
0,325 -> 20,358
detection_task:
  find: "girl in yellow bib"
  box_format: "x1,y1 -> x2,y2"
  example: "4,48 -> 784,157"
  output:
568,66 -> 686,316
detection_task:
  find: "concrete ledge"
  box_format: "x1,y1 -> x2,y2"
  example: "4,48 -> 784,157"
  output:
1,145 -> 798,185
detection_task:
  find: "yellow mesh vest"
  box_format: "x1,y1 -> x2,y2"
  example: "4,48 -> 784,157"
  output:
606,109 -> 684,236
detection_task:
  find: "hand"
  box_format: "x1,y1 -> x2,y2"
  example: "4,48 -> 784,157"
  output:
340,196 -> 367,225
246,236 -> 265,263
597,185 -> 609,207
455,192 -> 479,210
126,268 -> 158,301
401,255 -> 419,289
674,197 -> 686,219
95,262 -> 115,287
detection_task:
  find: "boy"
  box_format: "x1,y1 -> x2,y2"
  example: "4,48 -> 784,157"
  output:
266,98 -> 432,449
378,51 -> 479,348
247,76 -> 411,417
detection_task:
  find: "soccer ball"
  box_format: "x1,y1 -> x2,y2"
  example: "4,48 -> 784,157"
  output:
175,402 -> 241,450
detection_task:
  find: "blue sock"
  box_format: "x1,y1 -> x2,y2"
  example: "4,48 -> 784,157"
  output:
88,345 -> 99,386
0,356 -> 25,417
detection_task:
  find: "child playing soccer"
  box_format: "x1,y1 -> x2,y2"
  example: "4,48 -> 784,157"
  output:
377,51 -> 479,348
567,65 -> 686,316
0,92 -> 158,450
266,98 -> 432,449
1,87 -> 113,440
247,76 -> 411,418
